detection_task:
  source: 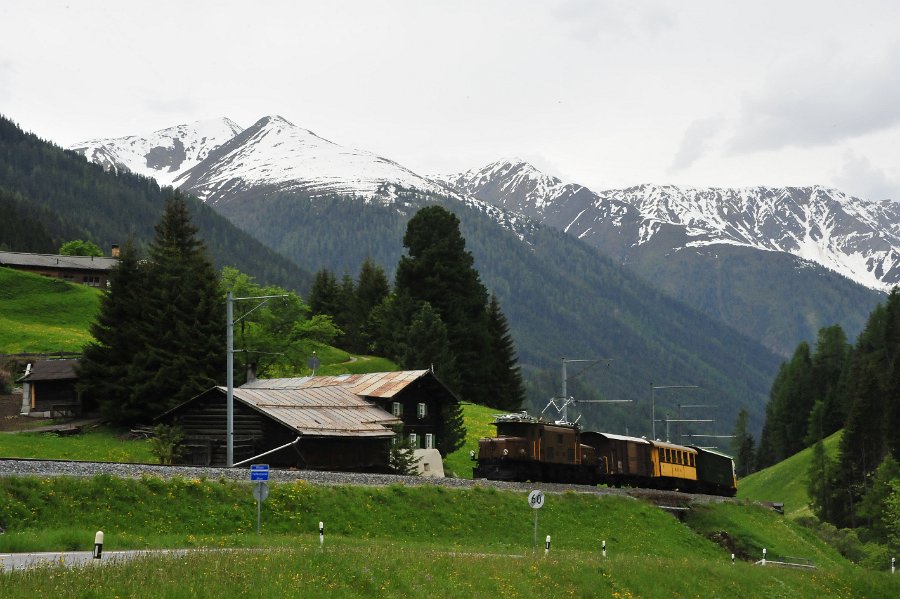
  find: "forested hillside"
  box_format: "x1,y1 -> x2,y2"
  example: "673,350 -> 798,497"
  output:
214,190 -> 783,437
0,115 -> 313,292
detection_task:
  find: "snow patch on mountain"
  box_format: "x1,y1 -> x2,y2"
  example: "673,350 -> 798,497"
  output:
69,117 -> 243,187
445,159 -> 900,292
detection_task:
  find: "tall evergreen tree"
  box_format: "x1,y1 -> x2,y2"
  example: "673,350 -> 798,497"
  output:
355,257 -> 390,353
731,408 -> 755,477
127,191 -> 226,422
308,269 -> 342,317
77,239 -> 147,420
486,293 -> 525,411
394,206 -> 493,408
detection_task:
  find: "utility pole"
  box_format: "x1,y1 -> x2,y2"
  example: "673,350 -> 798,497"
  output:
226,292 -> 289,467
651,384 -> 699,440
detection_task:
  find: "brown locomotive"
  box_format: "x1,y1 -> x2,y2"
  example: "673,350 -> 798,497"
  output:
473,413 -> 737,496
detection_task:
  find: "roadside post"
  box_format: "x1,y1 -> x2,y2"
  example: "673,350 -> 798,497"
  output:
92,531 -> 103,559
602,540 -> 607,559
250,464 -> 270,534
529,490 -> 544,559
319,521 -> 325,548
545,534 -> 551,556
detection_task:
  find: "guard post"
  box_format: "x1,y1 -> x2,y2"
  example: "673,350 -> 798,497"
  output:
92,531 -> 104,559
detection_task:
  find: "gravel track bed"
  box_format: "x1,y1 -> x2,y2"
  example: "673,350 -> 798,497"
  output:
0,459 -> 730,505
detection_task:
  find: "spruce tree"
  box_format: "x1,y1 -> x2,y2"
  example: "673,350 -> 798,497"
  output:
486,293 -> 525,411
394,206 -> 492,408
731,408 -> 755,477
77,239 -> 146,420
128,191 -> 225,422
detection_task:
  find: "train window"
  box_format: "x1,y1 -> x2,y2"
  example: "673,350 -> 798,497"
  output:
690,454 -> 695,467
658,448 -> 664,463
678,451 -> 684,465
665,448 -> 671,462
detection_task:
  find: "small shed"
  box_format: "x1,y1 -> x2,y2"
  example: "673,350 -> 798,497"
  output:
158,384 -> 401,470
16,359 -> 81,417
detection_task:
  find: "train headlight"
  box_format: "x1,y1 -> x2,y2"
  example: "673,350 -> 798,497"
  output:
503,448 -> 509,456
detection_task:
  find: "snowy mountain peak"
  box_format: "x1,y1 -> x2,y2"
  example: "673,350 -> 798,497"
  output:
445,165 -> 900,293
69,117 -> 244,187
170,115 -> 450,205
439,158 -> 575,216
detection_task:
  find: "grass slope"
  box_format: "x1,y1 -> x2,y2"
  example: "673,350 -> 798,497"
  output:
0,477 -> 895,597
0,268 -> 100,353
737,431 -> 843,518
444,403 -> 507,478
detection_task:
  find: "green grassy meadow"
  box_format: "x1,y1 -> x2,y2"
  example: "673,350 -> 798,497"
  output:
737,431 -> 843,518
444,402 -> 507,478
0,476 -> 896,597
0,428 -> 154,463
0,267 -> 100,353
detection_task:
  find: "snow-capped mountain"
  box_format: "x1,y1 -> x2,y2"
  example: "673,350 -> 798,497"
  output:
69,117 -> 244,188
445,159 -> 900,293
71,115 -> 454,205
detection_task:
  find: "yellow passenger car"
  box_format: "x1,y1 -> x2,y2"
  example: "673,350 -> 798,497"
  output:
650,441 -> 699,487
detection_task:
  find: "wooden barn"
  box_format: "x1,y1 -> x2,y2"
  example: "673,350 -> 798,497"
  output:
241,370 -> 458,452
16,359 -> 82,417
158,385 -> 401,470
157,370 -> 459,471
0,250 -> 118,288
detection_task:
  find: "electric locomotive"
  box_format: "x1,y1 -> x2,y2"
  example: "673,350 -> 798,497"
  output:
474,413 -> 737,496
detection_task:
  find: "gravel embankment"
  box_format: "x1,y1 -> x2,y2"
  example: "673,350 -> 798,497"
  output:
0,459 -> 733,506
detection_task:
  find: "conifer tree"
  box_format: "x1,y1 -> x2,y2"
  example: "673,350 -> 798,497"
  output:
79,194 -> 226,426
394,206 -> 492,408
486,293 -> 525,411
77,239 -> 147,420
731,408 -> 755,477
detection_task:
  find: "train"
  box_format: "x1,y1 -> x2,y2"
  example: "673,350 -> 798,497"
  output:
472,412 -> 737,497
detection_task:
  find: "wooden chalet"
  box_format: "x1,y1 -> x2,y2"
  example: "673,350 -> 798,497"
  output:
241,369 -> 457,452
0,250 -> 118,288
158,370 -> 458,471
16,359 -> 82,417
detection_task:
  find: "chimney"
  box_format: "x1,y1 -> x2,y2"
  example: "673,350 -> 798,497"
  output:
110,244 -> 120,258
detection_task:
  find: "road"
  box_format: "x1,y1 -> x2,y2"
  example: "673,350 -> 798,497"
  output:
0,548 -> 195,572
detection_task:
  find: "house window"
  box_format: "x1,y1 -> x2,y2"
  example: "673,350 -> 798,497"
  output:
409,433 -> 418,448
425,433 -> 434,449
392,402 -> 403,417
82,275 -> 101,287
417,402 -> 427,419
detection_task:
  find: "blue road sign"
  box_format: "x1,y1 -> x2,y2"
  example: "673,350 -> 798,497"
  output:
250,464 -> 269,481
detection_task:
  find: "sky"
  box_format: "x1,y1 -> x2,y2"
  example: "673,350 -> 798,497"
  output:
2,0 -> 900,200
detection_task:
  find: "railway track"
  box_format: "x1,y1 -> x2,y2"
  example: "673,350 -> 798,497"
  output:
0,458 -> 733,506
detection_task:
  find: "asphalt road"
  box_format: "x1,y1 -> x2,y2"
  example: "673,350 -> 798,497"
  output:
0,548 -> 193,572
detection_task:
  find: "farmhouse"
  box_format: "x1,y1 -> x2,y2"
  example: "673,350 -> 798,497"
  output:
0,249 -> 118,288
159,370 -> 458,472
16,359 -> 82,417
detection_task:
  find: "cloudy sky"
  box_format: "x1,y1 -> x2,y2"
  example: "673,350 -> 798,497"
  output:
2,0 -> 899,200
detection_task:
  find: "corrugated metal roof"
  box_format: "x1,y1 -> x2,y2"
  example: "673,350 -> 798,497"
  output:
224,385 -> 400,438
241,370 -> 431,399
18,359 -> 79,382
0,251 -> 117,271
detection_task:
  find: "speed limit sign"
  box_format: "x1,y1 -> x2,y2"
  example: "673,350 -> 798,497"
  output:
528,489 -> 545,509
